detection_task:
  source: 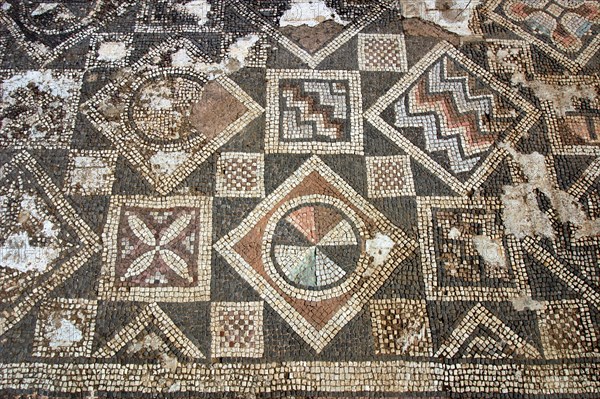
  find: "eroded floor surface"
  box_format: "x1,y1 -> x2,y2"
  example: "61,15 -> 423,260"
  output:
0,0 -> 600,397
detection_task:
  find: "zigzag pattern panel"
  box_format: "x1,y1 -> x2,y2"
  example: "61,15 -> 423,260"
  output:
280,81 -> 347,142
394,56 -> 511,174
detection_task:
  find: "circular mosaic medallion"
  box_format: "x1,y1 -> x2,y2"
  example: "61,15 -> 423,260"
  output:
127,71 -> 206,145
269,200 -> 362,291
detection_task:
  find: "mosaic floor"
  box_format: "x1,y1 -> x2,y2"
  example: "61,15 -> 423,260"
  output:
0,0 -> 600,397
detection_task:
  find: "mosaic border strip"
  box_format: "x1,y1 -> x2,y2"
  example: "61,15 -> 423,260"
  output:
0,361 -> 598,395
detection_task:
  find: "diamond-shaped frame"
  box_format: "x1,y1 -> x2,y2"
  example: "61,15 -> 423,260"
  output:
365,41 -> 540,196
215,156 -> 416,353
83,38 -> 264,195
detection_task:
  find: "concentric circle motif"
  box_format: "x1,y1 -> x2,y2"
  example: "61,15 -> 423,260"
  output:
269,200 -> 362,292
127,70 -> 207,146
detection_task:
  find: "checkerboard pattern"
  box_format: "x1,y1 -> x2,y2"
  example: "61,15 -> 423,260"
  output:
358,33 -> 408,72
211,302 -> 264,358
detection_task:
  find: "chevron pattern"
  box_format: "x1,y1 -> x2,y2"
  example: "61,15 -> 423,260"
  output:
394,56 -> 510,174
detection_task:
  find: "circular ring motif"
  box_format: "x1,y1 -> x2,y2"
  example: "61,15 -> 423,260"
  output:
263,195 -> 368,301
126,69 -> 207,148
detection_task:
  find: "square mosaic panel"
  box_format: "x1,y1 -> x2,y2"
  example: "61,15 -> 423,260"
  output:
215,152 -> 265,198
65,150 -> 117,196
417,196 -> 530,301
369,298 -> 432,356
86,33 -> 134,69
99,195 -> 212,302
366,155 -> 415,197
0,69 -> 82,150
358,33 -> 408,72
543,76 -> 600,156
215,156 -> 416,353
537,300 -> 599,359
265,69 -> 363,155
485,39 -> 535,76
210,301 -> 264,358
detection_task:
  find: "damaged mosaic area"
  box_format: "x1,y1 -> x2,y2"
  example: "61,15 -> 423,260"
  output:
0,0 -> 599,397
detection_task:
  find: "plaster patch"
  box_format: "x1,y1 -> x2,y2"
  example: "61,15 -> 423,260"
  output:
31,2 -> 58,16
511,72 -> 598,116
0,231 -> 60,273
0,191 -> 61,273
366,233 -> 395,268
501,184 -> 555,240
127,332 -> 163,353
397,0 -> 481,36
149,150 -> 189,176
174,0 -> 211,25
500,144 -> 600,240
161,354 -> 178,372
171,48 -> 194,68
397,323 -> 427,354
1,70 -> 79,105
448,226 -> 461,239
97,41 -> 128,62
472,235 -> 507,270
69,155 -> 114,194
511,295 -> 546,312
190,34 -> 260,79
44,316 -> 83,348
138,82 -> 174,110
279,0 -> 348,27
